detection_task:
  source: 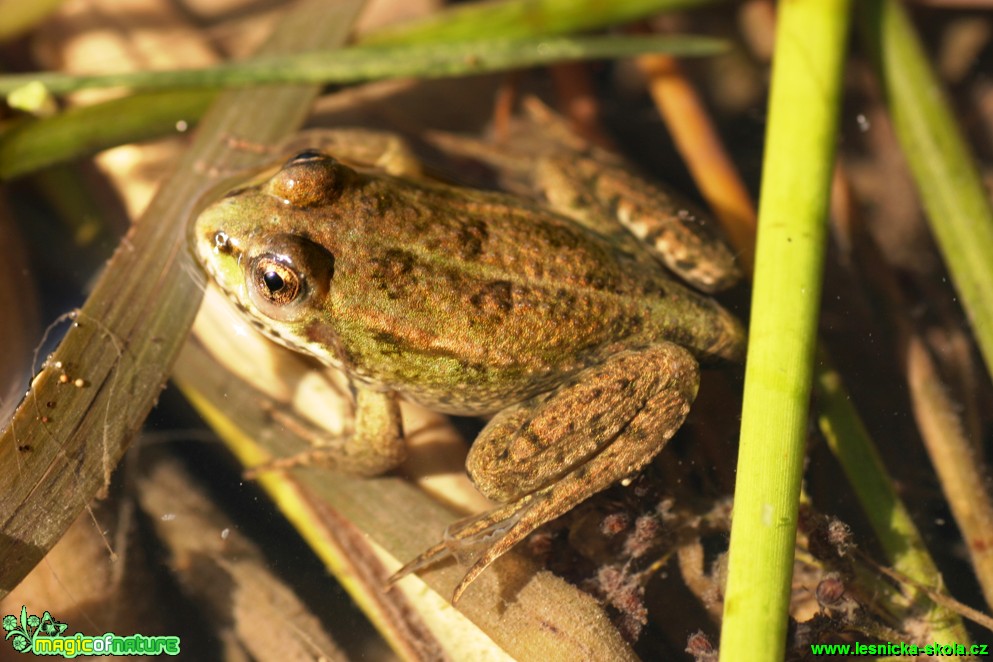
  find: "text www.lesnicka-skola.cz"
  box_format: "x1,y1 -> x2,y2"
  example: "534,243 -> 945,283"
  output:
809,641 -> 988,656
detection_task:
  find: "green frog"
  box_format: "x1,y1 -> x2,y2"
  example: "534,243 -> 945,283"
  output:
191,101 -> 745,603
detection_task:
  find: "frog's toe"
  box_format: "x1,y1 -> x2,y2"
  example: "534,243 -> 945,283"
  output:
386,539 -> 450,587
386,500 -> 532,601
242,448 -> 337,479
394,487 -> 594,603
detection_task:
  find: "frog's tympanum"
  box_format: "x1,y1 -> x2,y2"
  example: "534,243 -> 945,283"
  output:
192,103 -> 746,603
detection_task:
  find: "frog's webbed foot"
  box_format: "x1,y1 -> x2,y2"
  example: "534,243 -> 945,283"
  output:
386,497 -> 535,603
241,435 -> 364,479
247,388 -> 406,479
391,343 -> 701,604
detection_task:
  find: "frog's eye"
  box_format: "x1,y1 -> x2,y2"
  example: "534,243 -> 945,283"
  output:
245,235 -> 334,322
266,152 -> 353,208
286,149 -> 325,164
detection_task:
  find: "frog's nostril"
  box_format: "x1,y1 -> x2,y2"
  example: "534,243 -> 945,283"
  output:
213,231 -> 232,254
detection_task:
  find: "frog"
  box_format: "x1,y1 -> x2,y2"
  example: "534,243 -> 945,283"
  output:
190,99 -> 746,603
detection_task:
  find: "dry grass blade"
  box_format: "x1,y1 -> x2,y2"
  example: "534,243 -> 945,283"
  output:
0,203 -> 39,424
635,53 -> 756,273
0,0 -> 366,598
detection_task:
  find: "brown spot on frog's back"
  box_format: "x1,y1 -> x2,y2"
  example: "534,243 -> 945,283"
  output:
456,219 -> 489,259
470,280 -> 514,316
580,268 -> 628,293
370,248 -> 417,299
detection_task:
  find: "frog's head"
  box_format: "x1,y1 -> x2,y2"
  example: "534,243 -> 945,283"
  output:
191,150 -> 353,360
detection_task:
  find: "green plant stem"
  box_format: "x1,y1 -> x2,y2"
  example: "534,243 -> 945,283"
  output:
857,0 -> 993,383
0,36 -> 723,98
0,35 -> 721,181
0,89 -> 214,180
816,355 -> 970,645
719,2 -> 850,659
359,0 -> 724,44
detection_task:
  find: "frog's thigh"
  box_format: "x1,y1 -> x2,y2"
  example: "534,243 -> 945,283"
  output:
467,342 -> 699,503
276,128 -> 422,177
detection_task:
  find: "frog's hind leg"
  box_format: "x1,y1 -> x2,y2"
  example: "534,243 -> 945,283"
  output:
534,153 -> 742,292
426,97 -> 741,292
391,342 -> 700,603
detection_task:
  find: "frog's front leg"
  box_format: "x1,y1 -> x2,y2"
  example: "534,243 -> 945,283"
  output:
252,386 -> 407,477
391,342 -> 699,602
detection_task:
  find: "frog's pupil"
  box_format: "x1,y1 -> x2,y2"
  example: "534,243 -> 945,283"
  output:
263,270 -> 285,292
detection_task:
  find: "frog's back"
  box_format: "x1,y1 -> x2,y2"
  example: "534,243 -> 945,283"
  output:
314,175 -> 736,413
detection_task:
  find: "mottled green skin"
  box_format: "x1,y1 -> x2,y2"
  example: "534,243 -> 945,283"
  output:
193,154 -> 743,416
